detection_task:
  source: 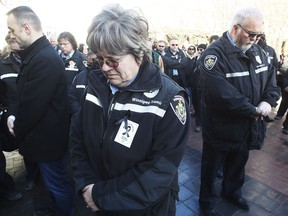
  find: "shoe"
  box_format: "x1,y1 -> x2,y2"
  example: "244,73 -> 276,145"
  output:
25,178 -> 37,191
282,128 -> 288,135
274,115 -> 283,120
6,190 -> 23,201
201,208 -> 216,216
195,126 -> 202,132
33,207 -> 56,216
221,193 -> 249,210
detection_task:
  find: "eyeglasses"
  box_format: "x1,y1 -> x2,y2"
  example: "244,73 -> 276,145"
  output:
58,42 -> 70,46
188,48 -> 195,51
158,45 -> 165,48
171,44 -> 178,46
237,24 -> 264,39
197,48 -> 204,52
96,56 -> 125,68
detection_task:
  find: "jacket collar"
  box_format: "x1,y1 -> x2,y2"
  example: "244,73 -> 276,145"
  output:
18,36 -> 50,64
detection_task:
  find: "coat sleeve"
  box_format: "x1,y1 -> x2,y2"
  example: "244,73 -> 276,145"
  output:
91,94 -> 190,213
69,105 -> 102,194
68,75 -> 81,115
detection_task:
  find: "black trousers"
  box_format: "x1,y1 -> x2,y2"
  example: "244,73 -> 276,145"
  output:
0,147 -> 14,199
199,143 -> 249,210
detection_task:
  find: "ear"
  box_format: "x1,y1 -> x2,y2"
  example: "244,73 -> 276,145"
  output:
22,23 -> 31,34
230,24 -> 239,37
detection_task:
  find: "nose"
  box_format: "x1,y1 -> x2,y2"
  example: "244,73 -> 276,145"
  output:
101,63 -> 112,71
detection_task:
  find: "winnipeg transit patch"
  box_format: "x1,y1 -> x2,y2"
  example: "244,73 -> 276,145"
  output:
170,95 -> 187,125
204,55 -> 217,70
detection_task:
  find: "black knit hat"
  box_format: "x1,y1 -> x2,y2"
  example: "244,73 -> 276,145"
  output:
197,44 -> 207,50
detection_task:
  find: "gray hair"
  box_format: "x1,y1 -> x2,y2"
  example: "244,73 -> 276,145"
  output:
86,4 -> 151,64
7,6 -> 42,32
229,7 -> 263,29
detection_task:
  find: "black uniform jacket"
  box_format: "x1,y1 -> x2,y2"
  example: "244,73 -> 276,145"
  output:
69,60 -> 191,215
162,48 -> 188,88
0,54 -> 19,113
14,36 -> 69,162
61,50 -> 87,86
200,32 -> 280,151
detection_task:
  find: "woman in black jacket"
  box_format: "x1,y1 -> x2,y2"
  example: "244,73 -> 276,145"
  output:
69,4 -> 191,216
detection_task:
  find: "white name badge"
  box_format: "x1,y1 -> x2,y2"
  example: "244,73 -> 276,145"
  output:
114,120 -> 139,148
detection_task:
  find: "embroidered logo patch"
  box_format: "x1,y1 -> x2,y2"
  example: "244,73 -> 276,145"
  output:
204,55 -> 217,70
170,95 -> 187,125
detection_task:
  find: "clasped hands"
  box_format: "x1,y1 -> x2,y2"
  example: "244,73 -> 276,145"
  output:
255,101 -> 271,117
82,184 -> 99,212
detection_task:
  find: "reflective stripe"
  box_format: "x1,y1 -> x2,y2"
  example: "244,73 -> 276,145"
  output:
114,102 -> 166,117
76,85 -> 85,89
0,73 -> 18,79
226,71 -> 249,78
65,68 -> 79,71
85,93 -> 102,107
255,66 -> 268,74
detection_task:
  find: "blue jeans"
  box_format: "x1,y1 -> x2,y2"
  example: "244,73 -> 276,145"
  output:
38,159 -> 74,216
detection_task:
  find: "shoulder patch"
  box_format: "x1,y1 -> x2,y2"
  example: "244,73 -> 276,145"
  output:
204,55 -> 217,70
170,95 -> 187,125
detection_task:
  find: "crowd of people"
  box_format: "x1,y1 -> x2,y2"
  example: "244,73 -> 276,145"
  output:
0,4 -> 285,216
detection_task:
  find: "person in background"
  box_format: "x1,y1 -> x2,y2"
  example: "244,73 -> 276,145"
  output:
150,38 -> 164,72
78,43 -> 89,56
152,38 -> 158,50
48,33 -> 61,54
162,37 -> 188,89
0,34 -> 40,192
156,40 -> 167,56
69,4 -> 190,216
69,51 -> 99,115
209,35 -> 220,44
190,44 -> 207,132
58,31 -> 88,88
256,34 -> 279,123
0,35 -> 23,204
198,7 -> 280,216
6,6 -> 74,216
280,69 -> 288,134
185,44 -> 197,115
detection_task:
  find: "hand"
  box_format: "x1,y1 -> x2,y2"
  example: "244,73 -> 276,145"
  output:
257,101 -> 271,116
7,115 -> 15,136
284,87 -> 288,93
82,184 -> 99,212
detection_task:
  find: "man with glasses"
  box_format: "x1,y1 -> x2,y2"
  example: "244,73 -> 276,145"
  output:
198,7 -> 280,216
162,38 -> 188,89
156,40 -> 167,56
